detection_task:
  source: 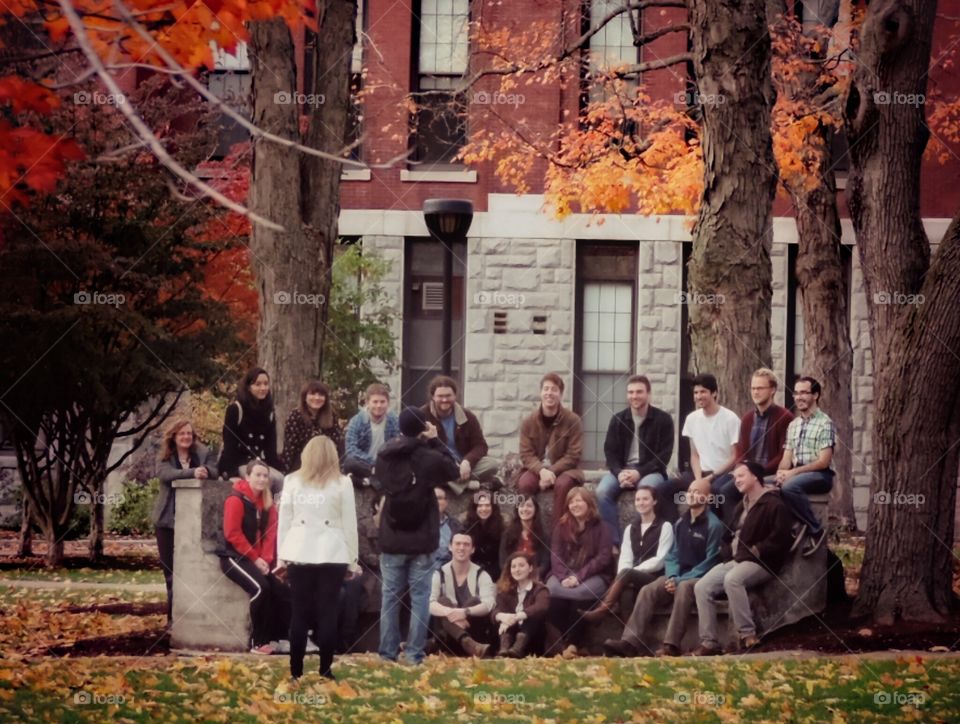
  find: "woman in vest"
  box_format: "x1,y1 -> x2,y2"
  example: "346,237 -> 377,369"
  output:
581,485 -> 674,622
281,380 -> 342,473
462,490 -> 504,580
219,459 -> 290,653
277,436 -> 360,681
218,367 -> 285,488
492,551 -> 549,658
498,495 -> 550,581
153,418 -> 217,626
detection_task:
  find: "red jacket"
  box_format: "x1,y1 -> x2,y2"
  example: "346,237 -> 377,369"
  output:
222,479 -> 277,565
735,404 -> 794,475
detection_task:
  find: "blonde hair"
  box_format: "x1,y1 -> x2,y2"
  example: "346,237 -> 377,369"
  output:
752,367 -> 779,389
160,418 -> 195,462
245,459 -> 274,510
298,436 -> 341,487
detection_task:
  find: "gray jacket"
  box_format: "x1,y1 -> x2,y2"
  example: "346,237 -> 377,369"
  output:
152,444 -> 218,529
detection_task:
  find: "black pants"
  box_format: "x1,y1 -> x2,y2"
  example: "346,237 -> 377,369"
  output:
341,457 -> 378,489
337,574 -> 367,653
156,527 -> 175,624
431,594 -> 492,655
288,563 -> 348,678
501,615 -> 546,655
547,598 -> 589,647
220,556 -> 291,647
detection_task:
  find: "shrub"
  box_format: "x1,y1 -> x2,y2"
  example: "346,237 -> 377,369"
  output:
108,479 -> 159,536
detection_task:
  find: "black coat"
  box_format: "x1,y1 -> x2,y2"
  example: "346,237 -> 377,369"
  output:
376,436 -> 459,555
603,405 -> 674,478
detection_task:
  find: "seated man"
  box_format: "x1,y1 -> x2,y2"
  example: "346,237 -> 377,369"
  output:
692,461 -> 794,655
432,486 -> 462,570
602,478 -> 723,657
582,485 -> 674,622
428,532 -> 497,657
596,375 -> 674,544
516,372 -> 584,521
342,382 -> 400,488
421,375 -> 500,495
771,376 -> 835,555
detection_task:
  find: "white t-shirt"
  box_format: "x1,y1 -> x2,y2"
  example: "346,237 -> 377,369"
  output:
626,411 -> 646,465
681,406 -> 740,473
369,417 -> 387,458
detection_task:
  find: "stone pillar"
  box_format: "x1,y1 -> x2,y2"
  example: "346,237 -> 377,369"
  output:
170,478 -> 251,651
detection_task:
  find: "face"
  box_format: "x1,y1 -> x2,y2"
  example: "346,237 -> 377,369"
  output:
733,464 -> 758,494
249,373 -> 270,400
476,495 -> 492,520
366,394 -> 389,420
450,534 -> 474,562
634,488 -> 655,515
248,464 -> 270,493
793,381 -> 817,412
568,494 -> 588,520
510,556 -> 533,583
687,480 -> 709,508
693,384 -> 717,409
751,376 -> 776,408
174,424 -> 194,450
306,390 -> 326,411
432,386 -> 456,416
627,382 -> 650,411
540,381 -> 562,409
435,488 -> 448,515
518,498 -> 536,522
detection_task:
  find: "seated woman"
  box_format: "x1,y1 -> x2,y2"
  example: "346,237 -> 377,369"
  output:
462,490 -> 504,580
498,495 -> 550,581
545,487 -> 612,657
153,418 -> 217,626
492,551 -> 549,658
277,436 -> 360,680
282,380 -> 342,473
219,367 -> 285,490
581,485 -> 674,622
219,458 -> 290,654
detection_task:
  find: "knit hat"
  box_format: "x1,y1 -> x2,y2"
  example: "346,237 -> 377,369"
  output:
398,406 -> 428,437
740,460 -> 766,483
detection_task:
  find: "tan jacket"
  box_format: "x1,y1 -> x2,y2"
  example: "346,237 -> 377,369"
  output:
518,405 -> 584,481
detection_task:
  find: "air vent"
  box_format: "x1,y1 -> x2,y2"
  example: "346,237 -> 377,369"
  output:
493,311 -> 508,334
532,315 -> 547,334
422,282 -> 445,311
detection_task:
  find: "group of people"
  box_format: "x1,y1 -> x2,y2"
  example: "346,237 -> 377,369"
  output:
153,363 -> 836,679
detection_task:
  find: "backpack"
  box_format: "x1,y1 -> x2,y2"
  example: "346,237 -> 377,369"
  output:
381,454 -> 423,531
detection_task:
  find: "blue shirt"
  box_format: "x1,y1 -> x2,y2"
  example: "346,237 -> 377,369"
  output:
440,414 -> 460,462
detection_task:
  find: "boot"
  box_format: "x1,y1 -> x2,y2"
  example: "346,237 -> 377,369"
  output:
506,632 -> 530,658
497,632 -> 514,657
459,634 -> 491,658
543,624 -> 565,657
580,575 -> 628,623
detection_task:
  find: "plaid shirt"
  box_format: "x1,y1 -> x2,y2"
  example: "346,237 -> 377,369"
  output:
784,408 -> 835,470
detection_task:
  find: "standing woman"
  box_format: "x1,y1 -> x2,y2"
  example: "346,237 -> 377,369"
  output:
498,495 -> 550,581
277,436 -> 359,681
492,552 -> 549,658
153,418 -> 217,627
282,380 -> 343,473
219,367 -> 285,488
545,487 -> 612,657
462,490 -> 505,581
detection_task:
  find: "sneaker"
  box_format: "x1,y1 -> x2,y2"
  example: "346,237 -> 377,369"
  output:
273,639 -> 291,654
802,528 -> 827,557
250,643 -> 275,655
789,524 -> 807,553
305,640 -> 319,654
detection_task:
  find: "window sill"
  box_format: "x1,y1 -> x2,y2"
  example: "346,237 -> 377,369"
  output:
341,168 -> 372,181
400,169 -> 477,183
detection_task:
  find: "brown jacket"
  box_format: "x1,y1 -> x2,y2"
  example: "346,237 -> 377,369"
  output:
490,581 -> 550,625
421,401 -> 488,467
518,405 -> 584,482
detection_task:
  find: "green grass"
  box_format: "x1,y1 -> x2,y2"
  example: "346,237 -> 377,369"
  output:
0,584 -> 165,607
0,653 -> 955,722
0,567 -> 163,586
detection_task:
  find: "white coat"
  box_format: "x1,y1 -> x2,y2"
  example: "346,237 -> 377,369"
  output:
277,472 -> 359,570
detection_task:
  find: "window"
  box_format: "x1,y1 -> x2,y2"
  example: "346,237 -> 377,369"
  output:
585,0 -> 640,100
346,2 -> 365,160
207,42 -> 251,158
412,0 -> 470,165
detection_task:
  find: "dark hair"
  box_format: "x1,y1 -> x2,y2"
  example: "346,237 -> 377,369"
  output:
794,375 -> 822,401
627,374 -> 651,392
736,460 -> 766,483
298,380 -> 334,428
502,494 -> 548,562
429,375 -> 459,397
540,372 -> 564,394
692,373 -> 718,394
365,382 -> 390,400
635,484 -> 658,502
464,490 -> 504,545
497,551 -> 539,594
237,367 -> 274,411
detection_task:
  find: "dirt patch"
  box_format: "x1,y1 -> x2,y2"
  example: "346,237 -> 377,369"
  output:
44,628 -> 170,657
0,531 -> 160,568
63,602 -> 165,616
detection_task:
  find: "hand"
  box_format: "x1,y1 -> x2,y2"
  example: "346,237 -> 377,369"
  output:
539,468 -> 556,488
561,575 -> 579,588
775,468 -> 794,485
254,558 -> 270,575
459,459 -> 472,482
619,470 -> 639,488
749,545 -> 761,559
664,578 -> 677,594
421,422 -> 438,440
447,607 -> 468,626
195,466 -> 209,480
345,564 -> 362,580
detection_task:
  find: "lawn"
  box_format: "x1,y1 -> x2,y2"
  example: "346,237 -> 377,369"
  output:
0,567 -> 164,586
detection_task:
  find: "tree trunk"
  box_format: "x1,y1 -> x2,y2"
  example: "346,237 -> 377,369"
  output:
88,490 -> 104,563
45,529 -> 64,568
687,0 -> 776,413
845,0 -> 960,623
17,497 -> 33,557
248,2 -> 355,426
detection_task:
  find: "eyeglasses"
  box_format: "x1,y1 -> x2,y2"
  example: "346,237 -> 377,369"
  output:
793,390 -> 813,396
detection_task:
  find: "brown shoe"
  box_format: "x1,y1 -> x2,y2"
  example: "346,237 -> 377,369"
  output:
497,633 -> 514,657
690,642 -> 723,656
579,599 -> 616,623
602,639 -> 639,657
655,643 -> 681,657
505,632 -> 530,658
460,635 -> 491,658
738,635 -> 761,651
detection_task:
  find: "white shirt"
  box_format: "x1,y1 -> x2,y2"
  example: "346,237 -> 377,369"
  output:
626,411 -> 646,465
681,406 -> 740,472
515,580 -> 534,615
617,520 -> 674,574
369,417 -> 387,459
277,473 -> 359,568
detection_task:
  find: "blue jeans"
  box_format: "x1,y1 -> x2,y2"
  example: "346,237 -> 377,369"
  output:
378,552 -> 434,664
778,471 -> 834,534
596,471 -> 668,546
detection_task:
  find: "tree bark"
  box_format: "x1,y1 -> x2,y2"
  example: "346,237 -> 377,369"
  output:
17,497 -> 33,557
687,0 -> 776,413
845,0 -> 960,623
248,1 -> 356,425
88,491 -> 104,563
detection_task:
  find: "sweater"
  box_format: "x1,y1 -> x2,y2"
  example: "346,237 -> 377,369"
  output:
735,404 -> 794,474
281,409 -> 343,472
603,405 -> 675,478
429,561 -> 496,616
550,516 -> 613,583
663,509 -> 724,582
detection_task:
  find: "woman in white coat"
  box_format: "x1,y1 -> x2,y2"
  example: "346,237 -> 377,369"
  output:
277,435 -> 360,680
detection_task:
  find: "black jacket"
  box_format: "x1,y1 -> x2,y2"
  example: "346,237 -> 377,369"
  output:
603,405 -> 674,478
722,489 -> 795,573
376,436 -> 459,555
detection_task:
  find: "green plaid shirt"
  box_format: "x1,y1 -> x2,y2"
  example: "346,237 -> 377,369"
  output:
784,408 -> 835,470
